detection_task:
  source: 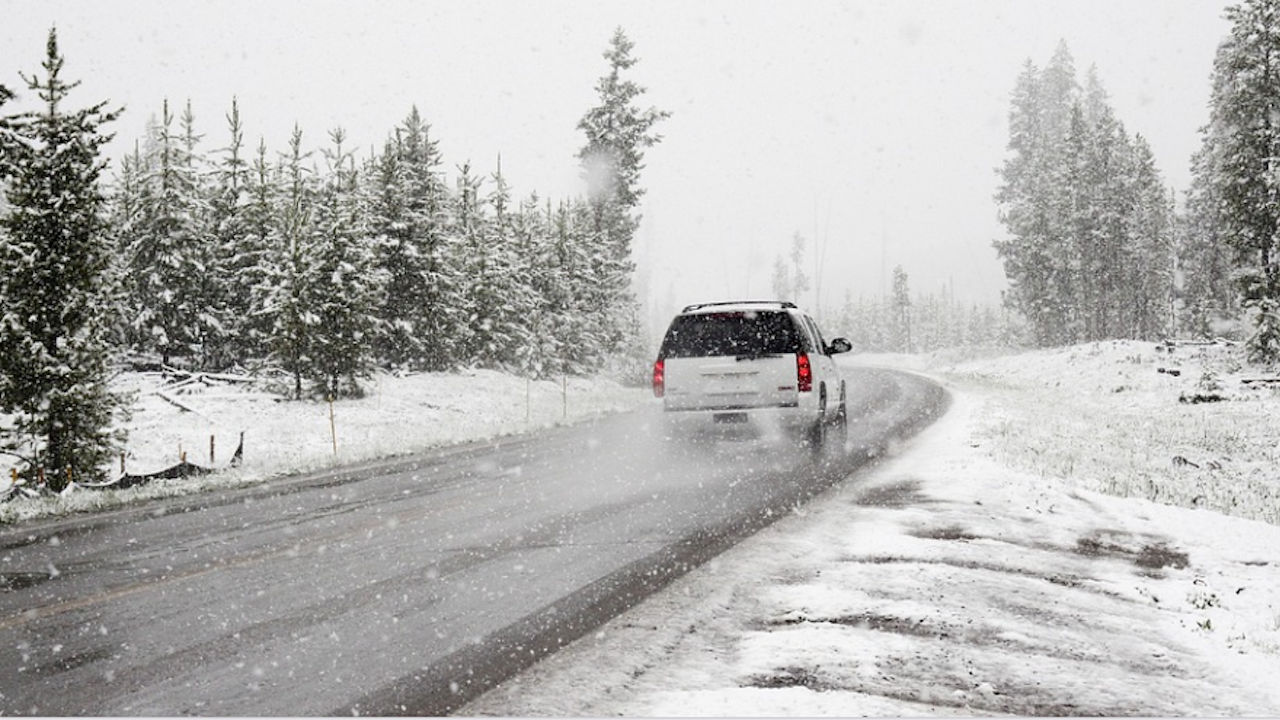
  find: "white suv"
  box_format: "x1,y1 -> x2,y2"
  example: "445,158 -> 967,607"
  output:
652,301 -> 852,451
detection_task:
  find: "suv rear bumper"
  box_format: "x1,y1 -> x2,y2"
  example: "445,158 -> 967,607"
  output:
661,402 -> 818,441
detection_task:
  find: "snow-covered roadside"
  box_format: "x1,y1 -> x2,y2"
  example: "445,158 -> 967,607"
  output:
463,341 -> 1280,716
0,369 -> 648,524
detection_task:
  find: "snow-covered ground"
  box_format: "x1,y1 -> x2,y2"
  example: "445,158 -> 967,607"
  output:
0,369 -> 648,524
462,340 -> 1280,716
4,341 -> 1280,715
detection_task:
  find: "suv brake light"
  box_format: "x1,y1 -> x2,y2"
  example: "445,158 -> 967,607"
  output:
652,358 -> 665,398
796,353 -> 812,392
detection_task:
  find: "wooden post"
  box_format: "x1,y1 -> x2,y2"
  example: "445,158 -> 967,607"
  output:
120,451 -> 126,475
210,434 -> 216,465
37,466 -> 45,487
329,396 -> 338,456
66,467 -> 73,488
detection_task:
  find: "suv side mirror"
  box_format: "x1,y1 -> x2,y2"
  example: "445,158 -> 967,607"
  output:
828,337 -> 853,355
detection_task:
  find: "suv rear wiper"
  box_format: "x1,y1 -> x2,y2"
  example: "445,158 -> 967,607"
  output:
735,353 -> 784,361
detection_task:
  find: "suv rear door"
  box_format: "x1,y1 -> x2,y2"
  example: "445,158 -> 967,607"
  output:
658,309 -> 803,412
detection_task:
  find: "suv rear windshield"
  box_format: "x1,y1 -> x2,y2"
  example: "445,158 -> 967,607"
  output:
659,311 -> 802,358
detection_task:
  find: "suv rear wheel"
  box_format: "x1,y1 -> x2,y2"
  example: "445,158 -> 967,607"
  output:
805,387 -> 828,456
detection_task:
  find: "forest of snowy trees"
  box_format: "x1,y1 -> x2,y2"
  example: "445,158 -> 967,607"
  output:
0,27 -> 666,484
996,0 -> 1280,364
110,40 -> 667,397
994,42 -> 1178,349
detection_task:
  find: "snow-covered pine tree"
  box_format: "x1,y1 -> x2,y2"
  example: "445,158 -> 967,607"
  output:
0,28 -> 125,487
543,198 -> 596,375
176,101 -> 230,369
890,265 -> 912,352
992,44 -> 1082,348
511,193 -> 564,378
1195,0 -> 1280,362
106,142 -> 148,350
484,163 -> 539,369
241,137 -> 280,361
1126,137 -> 1175,340
206,98 -> 255,368
769,233 -> 812,304
261,126 -> 318,399
571,196 -> 637,372
307,128 -> 381,398
126,99 -> 211,367
1181,139 -> 1238,337
1037,45 -> 1084,346
452,161 -> 534,369
451,163 -> 486,364
369,108 -> 456,370
1080,69 -> 1126,341
576,29 -> 668,378
577,28 -> 670,263
995,59 -> 1056,346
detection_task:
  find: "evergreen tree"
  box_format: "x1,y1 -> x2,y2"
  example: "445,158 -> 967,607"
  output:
890,265 -> 912,352
261,126 -> 317,399
484,164 -> 539,369
1127,137 -> 1175,340
105,142 -> 147,349
769,233 -> 810,303
770,255 -> 791,302
1195,0 -> 1280,362
308,128 -> 381,398
207,98 -> 254,367
452,162 -> 533,369
576,29 -> 668,376
240,137 -> 281,361
125,99 -> 210,366
577,27 -> 670,262
994,59 -> 1057,345
369,107 -> 455,370
1182,139 -> 1238,337
512,193 -> 566,378
0,29 -> 124,487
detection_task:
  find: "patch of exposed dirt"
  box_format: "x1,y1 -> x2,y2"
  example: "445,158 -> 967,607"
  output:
1075,529 -> 1189,571
911,524 -> 983,541
853,479 -> 933,508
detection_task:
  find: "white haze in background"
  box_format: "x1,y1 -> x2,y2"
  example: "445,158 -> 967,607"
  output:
1,0 -> 1231,328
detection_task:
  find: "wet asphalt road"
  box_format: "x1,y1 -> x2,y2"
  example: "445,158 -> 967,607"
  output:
0,367 -> 946,716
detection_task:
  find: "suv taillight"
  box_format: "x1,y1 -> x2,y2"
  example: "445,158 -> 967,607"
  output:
652,358 -> 665,398
797,353 -> 812,392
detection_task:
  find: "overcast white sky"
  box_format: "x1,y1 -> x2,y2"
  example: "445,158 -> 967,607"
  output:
1,0 -> 1234,325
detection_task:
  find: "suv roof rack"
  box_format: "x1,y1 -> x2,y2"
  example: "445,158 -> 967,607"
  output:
681,300 -> 797,313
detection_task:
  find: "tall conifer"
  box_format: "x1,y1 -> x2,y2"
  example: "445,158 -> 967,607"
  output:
0,29 -> 124,486
1195,0 -> 1280,362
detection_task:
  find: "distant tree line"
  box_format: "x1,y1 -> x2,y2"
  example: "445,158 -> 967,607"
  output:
828,266 -> 1023,354
0,27 -> 665,486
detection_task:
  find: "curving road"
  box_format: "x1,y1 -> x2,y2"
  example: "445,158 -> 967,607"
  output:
0,366 -> 946,716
